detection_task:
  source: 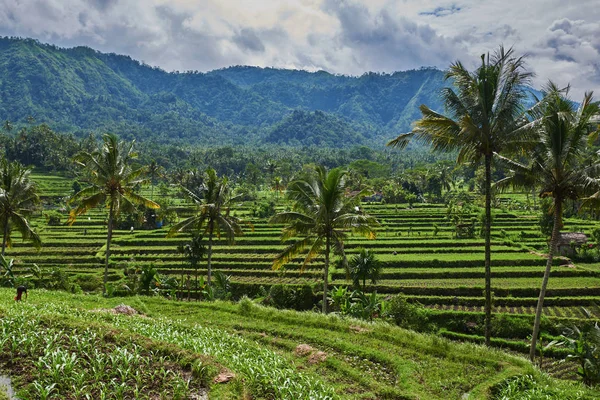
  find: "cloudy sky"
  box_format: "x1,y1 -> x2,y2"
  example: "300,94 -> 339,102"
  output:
0,0 -> 598,97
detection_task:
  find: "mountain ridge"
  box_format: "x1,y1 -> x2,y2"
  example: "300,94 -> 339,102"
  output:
0,37 -> 447,147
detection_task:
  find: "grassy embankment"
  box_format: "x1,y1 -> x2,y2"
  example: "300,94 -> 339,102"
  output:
1,289 -> 598,399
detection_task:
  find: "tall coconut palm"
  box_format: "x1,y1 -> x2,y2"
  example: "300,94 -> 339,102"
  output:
271,176 -> 284,199
0,158 -> 41,255
168,168 -> 245,286
387,46 -> 533,345
68,134 -> 159,294
146,160 -> 164,200
271,166 -> 378,313
497,83 -> 599,361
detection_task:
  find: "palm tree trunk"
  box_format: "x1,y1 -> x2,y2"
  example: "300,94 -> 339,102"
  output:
1,216 -> 9,256
484,153 -> 492,346
104,201 -> 115,295
180,260 -> 184,301
207,227 -> 213,286
322,235 -> 330,314
530,199 -> 562,362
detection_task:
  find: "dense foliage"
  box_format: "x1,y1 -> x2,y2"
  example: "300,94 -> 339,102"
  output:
0,37 -> 448,147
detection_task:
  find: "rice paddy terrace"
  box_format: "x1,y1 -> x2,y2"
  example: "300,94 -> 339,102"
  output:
7,174 -> 600,346
3,290 -> 598,400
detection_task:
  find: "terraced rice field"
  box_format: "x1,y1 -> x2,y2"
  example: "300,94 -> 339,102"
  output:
9,174 -> 600,325
7,289 -> 595,400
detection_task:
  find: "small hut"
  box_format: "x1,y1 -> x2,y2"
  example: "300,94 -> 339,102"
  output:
557,232 -> 588,256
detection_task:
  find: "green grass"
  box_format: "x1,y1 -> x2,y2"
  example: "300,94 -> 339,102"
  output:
1,290 -> 598,399
356,277 -> 600,289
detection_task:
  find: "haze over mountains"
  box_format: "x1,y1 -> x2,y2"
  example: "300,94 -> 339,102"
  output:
0,37 -> 450,147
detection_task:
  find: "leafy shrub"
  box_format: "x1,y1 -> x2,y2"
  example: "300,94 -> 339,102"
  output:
385,294 -> 434,332
555,310 -> 600,386
328,286 -> 383,321
267,284 -> 294,309
139,264 -> 159,295
238,296 -> 254,315
491,314 -> 533,339
252,201 -> 276,219
44,210 -> 62,226
212,271 -> 232,300
293,284 -> 316,310
265,284 -> 315,310
47,267 -> 73,291
73,274 -> 102,292
0,256 -> 16,287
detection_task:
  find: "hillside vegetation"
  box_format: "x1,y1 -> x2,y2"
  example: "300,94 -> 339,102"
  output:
0,37 -> 446,147
1,289 -> 597,399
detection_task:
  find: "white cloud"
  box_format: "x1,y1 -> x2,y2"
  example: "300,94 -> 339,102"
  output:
0,0 -> 597,97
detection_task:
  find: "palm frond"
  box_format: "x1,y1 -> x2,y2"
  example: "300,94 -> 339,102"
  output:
122,188 -> 160,209
386,132 -> 413,149
68,192 -> 106,225
10,212 -> 41,249
167,215 -> 203,237
273,236 -> 315,271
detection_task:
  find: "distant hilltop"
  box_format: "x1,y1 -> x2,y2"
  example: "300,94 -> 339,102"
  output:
0,37 -> 449,147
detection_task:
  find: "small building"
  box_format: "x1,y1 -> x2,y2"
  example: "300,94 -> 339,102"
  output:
557,232 -> 588,256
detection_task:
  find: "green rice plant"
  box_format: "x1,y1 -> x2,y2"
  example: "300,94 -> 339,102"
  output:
493,373 -> 597,400
105,315 -> 337,399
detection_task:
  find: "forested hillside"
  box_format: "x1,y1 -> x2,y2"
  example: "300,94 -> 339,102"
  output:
0,37 -> 447,147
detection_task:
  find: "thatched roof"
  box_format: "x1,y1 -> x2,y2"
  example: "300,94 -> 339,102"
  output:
557,232 -> 588,246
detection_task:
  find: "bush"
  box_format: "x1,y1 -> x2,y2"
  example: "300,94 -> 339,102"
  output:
252,201 -> 276,219
294,284 -> 316,310
212,271 -> 232,300
267,284 -> 294,309
73,274 -> 103,292
491,314 -> 533,339
238,296 -> 253,315
44,210 -> 62,226
265,284 -> 316,311
385,294 -> 434,332
557,311 -> 600,386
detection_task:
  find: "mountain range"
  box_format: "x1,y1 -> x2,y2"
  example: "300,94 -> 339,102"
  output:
0,37 -> 449,147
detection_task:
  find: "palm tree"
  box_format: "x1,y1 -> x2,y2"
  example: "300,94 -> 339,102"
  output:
349,248 -> 382,291
497,83 -> 599,361
271,166 -> 378,313
265,159 -> 279,178
177,234 -> 206,297
168,168 -> 245,286
68,134 -> 159,294
0,158 -> 41,255
434,161 -> 455,193
146,160 -> 164,200
271,176 -> 284,199
387,46 -> 533,345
